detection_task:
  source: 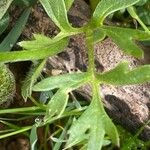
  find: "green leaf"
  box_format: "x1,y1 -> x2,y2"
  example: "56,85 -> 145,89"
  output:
0,0 -> 13,20
44,89 -> 69,122
30,125 -> 38,150
66,85 -> 119,149
0,126 -> 31,139
0,37 -> 68,63
19,34 -> 53,50
137,7 -> 150,26
102,26 -> 150,58
53,117 -> 72,150
0,8 -> 31,51
0,12 -> 9,35
93,28 -> 106,43
92,0 -> 140,25
33,72 -> 89,91
89,0 -> 100,12
21,59 -> 47,101
64,0 -> 74,11
14,0 -> 37,7
135,0 -> 148,6
97,61 -> 150,85
39,0 -> 72,31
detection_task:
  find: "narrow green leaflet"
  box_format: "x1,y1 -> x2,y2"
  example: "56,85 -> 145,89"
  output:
44,89 -> 69,122
0,8 -> 31,51
33,72 -> 89,91
19,34 -> 56,50
0,126 -> 31,139
66,85 -> 119,150
0,37 -> 68,63
21,59 -> 47,101
0,0 -> 13,20
39,0 -> 72,31
0,13 -> 9,35
14,0 -> 37,7
97,61 -> 150,85
53,117 -> 72,150
102,26 -> 150,58
92,0 -> 140,25
30,125 -> 38,150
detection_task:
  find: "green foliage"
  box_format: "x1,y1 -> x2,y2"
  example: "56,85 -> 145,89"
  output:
0,8 -> 31,51
89,0 -> 100,12
13,0 -> 37,7
0,37 -> 68,63
102,26 -> 150,58
33,72 -> 89,91
0,0 -> 150,149
66,84 -> 119,150
136,0 -> 150,26
92,0 -> 140,25
136,0 -> 148,6
39,0 -> 72,31
21,59 -> 47,101
97,61 -> 150,85
0,0 -> 13,20
0,13 -> 9,35
30,125 -> 38,150
64,0 -> 74,11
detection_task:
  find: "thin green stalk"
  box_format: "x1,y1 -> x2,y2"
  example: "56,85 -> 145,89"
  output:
0,126 -> 32,139
127,6 -> 150,34
0,106 -> 41,114
0,116 -> 34,121
42,107 -> 86,126
29,96 -> 46,110
86,29 -> 95,73
44,125 -> 50,150
54,26 -> 86,43
53,117 -> 72,150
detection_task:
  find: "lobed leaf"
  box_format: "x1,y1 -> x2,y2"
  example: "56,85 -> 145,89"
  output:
39,0 -> 72,31
44,89 -> 69,122
19,34 -> 54,50
97,61 -> 150,85
66,85 -> 119,149
102,26 -> 150,58
92,0 -> 140,25
33,72 -> 89,91
0,37 -> 68,63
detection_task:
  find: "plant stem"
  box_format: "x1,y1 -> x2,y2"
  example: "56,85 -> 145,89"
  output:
0,106 -> 41,114
86,29 -> 95,73
0,126 -> 32,139
127,6 -> 150,34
